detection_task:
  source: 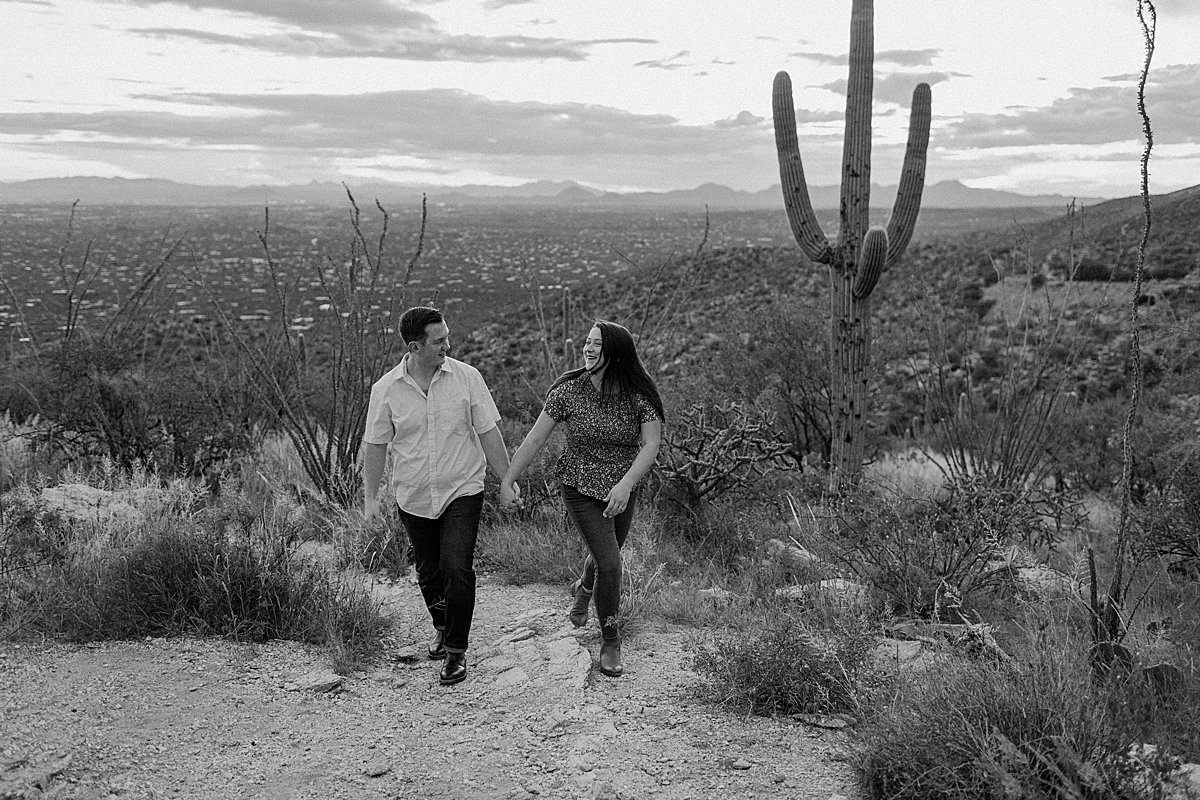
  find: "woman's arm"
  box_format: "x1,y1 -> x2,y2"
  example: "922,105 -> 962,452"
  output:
602,418 -> 662,518
499,410 -> 559,507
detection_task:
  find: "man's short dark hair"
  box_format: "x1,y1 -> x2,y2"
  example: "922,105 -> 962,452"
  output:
399,306 -> 444,346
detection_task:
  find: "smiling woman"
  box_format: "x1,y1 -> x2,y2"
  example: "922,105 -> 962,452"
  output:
500,319 -> 664,679
1,0 -> 1198,197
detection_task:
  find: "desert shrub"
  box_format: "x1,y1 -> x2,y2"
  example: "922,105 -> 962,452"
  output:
0,206 -> 267,480
821,481 -> 1065,619
1073,251 -> 1114,281
0,477 -> 387,671
2,325 -> 267,484
1045,397 -> 1127,492
0,481 -> 71,629
1134,441 -> 1200,566
691,605 -> 876,717
709,299 -> 833,467
656,400 -> 793,529
195,195 -> 426,507
1148,259 -> 1191,280
857,613 -> 1199,799
961,282 -> 995,318
0,413 -> 37,491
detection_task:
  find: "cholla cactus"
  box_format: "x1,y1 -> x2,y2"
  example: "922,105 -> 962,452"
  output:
772,0 -> 931,491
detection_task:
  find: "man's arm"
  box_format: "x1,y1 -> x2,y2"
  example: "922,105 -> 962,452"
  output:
477,425 -> 511,480
362,442 -> 388,519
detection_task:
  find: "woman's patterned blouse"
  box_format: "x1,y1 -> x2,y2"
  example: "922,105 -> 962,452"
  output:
543,374 -> 662,500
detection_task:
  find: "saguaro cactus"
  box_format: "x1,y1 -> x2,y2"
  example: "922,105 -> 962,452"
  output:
772,0 -> 931,491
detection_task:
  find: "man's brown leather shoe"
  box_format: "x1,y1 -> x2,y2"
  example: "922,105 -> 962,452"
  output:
439,652 -> 467,685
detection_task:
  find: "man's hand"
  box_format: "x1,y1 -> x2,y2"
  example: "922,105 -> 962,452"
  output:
499,481 -> 522,510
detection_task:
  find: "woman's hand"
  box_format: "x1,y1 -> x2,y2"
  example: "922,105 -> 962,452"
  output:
499,481 -> 521,510
602,482 -> 631,518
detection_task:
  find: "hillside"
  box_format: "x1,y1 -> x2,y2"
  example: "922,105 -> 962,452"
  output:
969,184 -> 1200,280
457,181 -> 1200,461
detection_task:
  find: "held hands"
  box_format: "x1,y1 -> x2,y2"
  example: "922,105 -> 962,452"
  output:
499,480 -> 522,510
602,482 -> 632,518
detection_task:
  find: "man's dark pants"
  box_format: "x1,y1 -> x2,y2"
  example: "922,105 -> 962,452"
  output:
397,492 -> 484,654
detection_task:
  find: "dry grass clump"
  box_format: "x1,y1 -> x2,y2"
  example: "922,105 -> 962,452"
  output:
690,605 -> 877,717
0,466 -> 388,674
857,608 -> 1200,800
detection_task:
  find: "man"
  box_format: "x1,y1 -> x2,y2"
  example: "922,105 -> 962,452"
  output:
363,306 -> 512,686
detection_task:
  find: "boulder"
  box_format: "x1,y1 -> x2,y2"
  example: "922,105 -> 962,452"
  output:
763,538 -> 823,573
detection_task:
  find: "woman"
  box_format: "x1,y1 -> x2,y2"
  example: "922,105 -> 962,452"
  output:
500,319 -> 664,677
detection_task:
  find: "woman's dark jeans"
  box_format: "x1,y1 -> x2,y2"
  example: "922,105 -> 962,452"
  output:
561,484 -> 637,641
397,492 -> 483,654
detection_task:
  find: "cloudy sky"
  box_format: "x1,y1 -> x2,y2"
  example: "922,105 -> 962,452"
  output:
2,0 -> 1197,198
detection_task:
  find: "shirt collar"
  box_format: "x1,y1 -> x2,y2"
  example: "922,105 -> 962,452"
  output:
398,353 -> 451,382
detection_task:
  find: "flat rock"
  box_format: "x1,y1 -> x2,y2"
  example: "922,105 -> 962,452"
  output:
286,671 -> 343,693
494,666 -> 530,689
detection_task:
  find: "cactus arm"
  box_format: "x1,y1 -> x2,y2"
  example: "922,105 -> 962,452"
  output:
886,82 -> 932,267
852,227 -> 888,299
839,0 -> 874,257
773,71 -> 834,264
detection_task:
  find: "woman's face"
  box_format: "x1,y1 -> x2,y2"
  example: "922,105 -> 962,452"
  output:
582,326 -> 606,373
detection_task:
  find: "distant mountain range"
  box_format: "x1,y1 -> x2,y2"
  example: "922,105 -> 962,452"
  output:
0,176 -> 1104,210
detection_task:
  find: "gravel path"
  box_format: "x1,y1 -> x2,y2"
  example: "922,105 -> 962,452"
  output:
1,576 -> 860,800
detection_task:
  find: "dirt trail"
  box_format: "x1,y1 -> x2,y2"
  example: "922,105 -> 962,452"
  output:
1,577 -> 859,800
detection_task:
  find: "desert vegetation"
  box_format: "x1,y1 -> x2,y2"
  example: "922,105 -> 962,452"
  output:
4,10 -> 1200,800
3,174 -> 1199,796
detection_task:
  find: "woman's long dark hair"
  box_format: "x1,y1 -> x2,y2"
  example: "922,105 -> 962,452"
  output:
549,319 -> 664,420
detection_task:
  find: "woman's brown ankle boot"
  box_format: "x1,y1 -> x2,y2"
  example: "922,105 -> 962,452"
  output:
569,579 -> 592,628
599,637 -> 623,677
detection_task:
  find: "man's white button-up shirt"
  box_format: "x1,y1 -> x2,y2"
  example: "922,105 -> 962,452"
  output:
364,355 -> 501,519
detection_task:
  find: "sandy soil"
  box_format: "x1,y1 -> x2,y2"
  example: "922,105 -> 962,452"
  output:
1,576 -> 860,800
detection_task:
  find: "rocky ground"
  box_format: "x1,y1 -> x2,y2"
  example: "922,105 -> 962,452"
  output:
1,576 -> 861,800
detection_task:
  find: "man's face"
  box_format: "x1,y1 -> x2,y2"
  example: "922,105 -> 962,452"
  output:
411,321 -> 450,370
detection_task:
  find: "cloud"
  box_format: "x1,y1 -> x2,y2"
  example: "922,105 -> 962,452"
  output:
633,50 -> 692,71
120,0 -> 434,31
130,26 -> 648,61
713,111 -> 766,129
817,72 -> 959,105
0,86 -> 939,189
482,0 -> 536,7
0,88 -> 771,159
945,63 -> 1200,148
794,48 -> 941,68
0,91 -> 807,190
1153,0 -> 1200,17
113,0 -> 653,61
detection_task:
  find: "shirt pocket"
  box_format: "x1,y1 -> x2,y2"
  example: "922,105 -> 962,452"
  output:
434,398 -> 473,440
